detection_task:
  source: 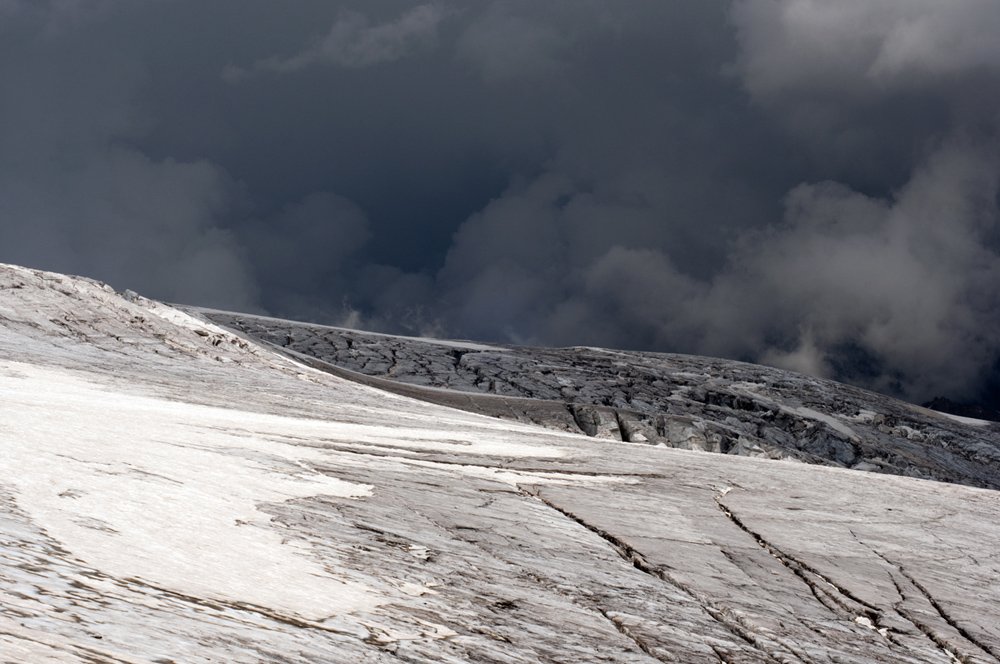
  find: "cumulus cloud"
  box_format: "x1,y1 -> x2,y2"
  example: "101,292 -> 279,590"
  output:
702,0 -> 1000,400
427,136 -> 1000,402
417,1 -> 1000,403
711,138 -> 1000,400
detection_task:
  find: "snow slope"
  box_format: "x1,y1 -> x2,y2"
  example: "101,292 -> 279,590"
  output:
1,263 -> 1000,663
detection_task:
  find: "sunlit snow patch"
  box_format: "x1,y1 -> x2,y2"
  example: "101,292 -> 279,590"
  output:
0,362 -> 379,622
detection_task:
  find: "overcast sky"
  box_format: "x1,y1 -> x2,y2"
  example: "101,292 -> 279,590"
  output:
2,0 -> 999,406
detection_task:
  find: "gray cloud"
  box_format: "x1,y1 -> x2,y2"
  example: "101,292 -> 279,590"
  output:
0,2 -> 258,309
731,0 -> 1000,96
241,192 -> 371,320
1,0 -> 998,407
709,137 -> 1000,401
227,3 -> 449,79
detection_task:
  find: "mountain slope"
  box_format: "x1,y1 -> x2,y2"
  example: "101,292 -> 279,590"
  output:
192,308 -> 1000,490
1,263 -> 999,663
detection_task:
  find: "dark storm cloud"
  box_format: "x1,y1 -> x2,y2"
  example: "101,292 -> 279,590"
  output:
1,0 -> 999,405
715,0 -> 1000,401
0,2 -> 260,309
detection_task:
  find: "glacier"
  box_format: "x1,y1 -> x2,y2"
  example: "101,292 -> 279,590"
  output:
1,262 -> 999,663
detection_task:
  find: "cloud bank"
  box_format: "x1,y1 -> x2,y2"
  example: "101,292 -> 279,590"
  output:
1,0 -> 998,406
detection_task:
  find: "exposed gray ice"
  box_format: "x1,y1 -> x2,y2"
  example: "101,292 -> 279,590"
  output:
194,307 -> 1000,490
1,263 -> 998,663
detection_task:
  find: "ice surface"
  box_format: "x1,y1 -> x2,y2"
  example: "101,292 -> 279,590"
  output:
205,306 -> 1000,489
1,263 -> 1000,662
935,410 -> 993,427
0,361 -> 380,621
